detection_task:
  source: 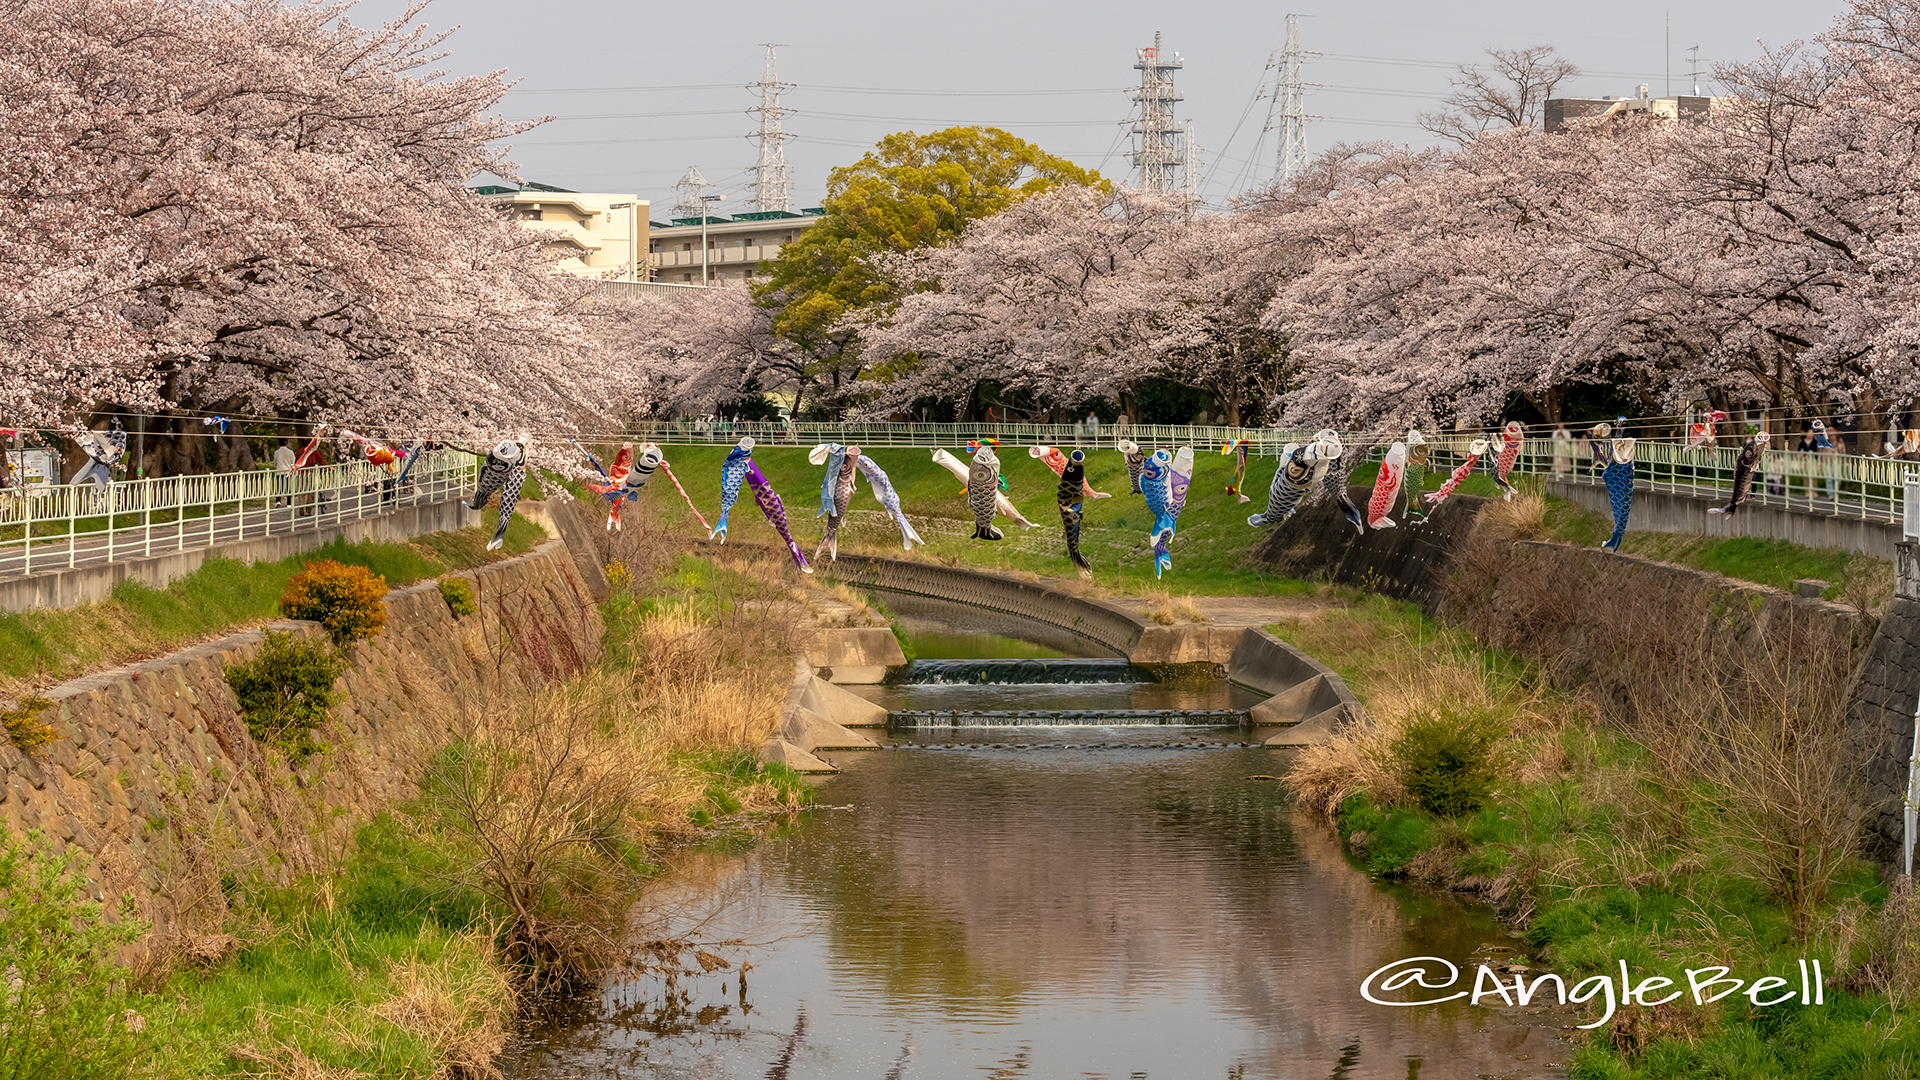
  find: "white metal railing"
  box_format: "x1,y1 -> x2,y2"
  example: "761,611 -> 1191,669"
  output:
1392,433 -> 1907,525
623,419 -> 1283,452
1906,468 -> 1919,539
0,450 -> 475,578
620,420 -> 1913,526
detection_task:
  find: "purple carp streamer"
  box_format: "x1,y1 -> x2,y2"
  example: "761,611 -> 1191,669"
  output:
1057,448 -> 1092,574
746,459 -> 811,573
856,455 -> 925,550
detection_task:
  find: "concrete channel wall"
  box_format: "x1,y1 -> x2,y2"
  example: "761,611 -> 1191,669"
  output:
1547,478 -> 1903,558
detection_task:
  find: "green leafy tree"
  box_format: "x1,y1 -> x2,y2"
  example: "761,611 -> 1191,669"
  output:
755,126 -> 1101,413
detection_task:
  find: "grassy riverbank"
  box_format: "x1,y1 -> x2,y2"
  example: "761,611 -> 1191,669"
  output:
1272,593 -> 1913,1077
623,443 -> 1312,596
3,531 -> 821,1078
0,516 -> 547,694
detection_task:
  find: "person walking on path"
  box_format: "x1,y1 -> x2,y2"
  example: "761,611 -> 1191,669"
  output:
272,439 -> 296,507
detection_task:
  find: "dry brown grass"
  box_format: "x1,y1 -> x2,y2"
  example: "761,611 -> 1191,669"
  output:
1476,480 -> 1549,542
1279,600 -> 1584,822
1140,588 -> 1208,625
371,943 -> 514,1079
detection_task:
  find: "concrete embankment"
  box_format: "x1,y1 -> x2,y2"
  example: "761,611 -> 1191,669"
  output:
1548,476 -> 1902,559
0,539 -> 600,955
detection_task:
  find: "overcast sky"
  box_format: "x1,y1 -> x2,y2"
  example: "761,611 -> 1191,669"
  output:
350,0 -> 1845,216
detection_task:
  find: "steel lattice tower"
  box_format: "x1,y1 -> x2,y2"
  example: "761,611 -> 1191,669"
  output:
1130,32 -> 1185,194
1277,14 -> 1309,186
749,44 -> 794,214
671,166 -> 711,221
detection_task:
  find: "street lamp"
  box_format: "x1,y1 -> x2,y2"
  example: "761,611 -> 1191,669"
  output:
607,201 -> 637,282
698,193 -> 726,285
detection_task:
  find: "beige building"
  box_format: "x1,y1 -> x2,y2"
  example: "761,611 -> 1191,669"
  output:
1545,87 -> 1731,131
474,182 -> 650,279
647,209 -> 824,285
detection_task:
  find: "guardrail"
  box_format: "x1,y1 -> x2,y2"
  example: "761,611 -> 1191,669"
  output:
0,450 -> 475,578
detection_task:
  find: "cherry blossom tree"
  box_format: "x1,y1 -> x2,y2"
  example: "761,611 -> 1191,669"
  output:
2,0 -> 605,472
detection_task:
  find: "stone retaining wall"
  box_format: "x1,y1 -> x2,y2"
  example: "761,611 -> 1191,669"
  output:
0,540 -> 600,955
1248,487 -> 1487,608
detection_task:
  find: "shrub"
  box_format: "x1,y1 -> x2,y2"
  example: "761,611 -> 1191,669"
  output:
279,559 -> 387,645
0,831 -> 147,1079
225,631 -> 346,762
439,577 -> 477,618
1390,706 -> 1509,817
1,695 -> 58,753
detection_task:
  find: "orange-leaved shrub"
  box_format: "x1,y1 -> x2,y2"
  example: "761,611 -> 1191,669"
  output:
279,559 -> 388,645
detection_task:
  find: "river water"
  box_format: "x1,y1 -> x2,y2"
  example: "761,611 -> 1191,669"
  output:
507,626 -> 1570,1080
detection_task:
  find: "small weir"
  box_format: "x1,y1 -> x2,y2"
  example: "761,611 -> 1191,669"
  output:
884,658 -> 1155,685
889,707 -> 1246,726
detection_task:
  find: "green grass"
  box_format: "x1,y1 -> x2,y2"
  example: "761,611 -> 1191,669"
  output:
627,442 -> 1312,596
1273,595 -> 1913,1077
1542,495 -> 1893,605
0,518 -> 546,692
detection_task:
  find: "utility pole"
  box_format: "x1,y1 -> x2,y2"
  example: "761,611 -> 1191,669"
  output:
749,44 -> 795,214
1130,32 -> 1184,194
1277,14 -> 1310,187
1183,119 -> 1201,218
608,201 -> 638,281
1688,45 -> 1704,96
699,193 -> 725,284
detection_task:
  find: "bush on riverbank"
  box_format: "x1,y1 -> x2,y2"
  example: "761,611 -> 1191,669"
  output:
1274,593 -> 1908,1076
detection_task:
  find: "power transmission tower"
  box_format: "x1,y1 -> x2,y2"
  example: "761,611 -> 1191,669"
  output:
672,166 -> 711,221
748,44 -> 795,214
1130,32 -> 1184,194
1277,14 -> 1310,187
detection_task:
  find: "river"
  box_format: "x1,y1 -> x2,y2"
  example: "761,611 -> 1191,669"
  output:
506,621 -> 1570,1079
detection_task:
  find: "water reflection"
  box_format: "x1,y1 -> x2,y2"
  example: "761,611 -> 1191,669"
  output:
508,721 -> 1568,1079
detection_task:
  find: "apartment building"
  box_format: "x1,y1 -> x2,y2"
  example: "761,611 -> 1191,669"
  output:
473,181 -> 650,279
647,209 -> 824,285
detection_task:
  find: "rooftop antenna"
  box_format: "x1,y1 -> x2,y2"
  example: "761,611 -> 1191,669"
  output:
748,44 -> 795,214
1130,32 -> 1184,194
1277,14 -> 1311,187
